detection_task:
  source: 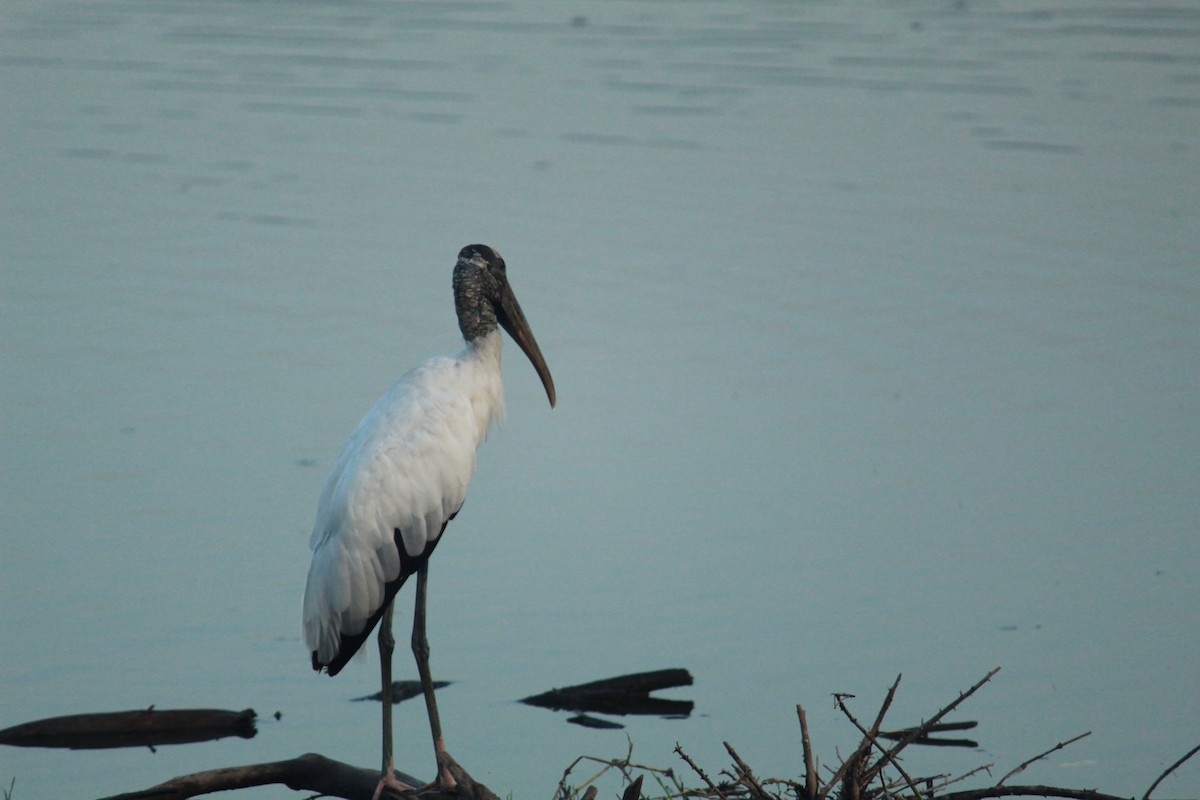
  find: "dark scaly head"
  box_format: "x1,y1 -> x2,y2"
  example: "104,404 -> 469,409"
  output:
453,244 -> 556,408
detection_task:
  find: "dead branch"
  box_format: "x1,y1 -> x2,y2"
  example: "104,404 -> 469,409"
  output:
796,705 -> 818,800
96,753 -> 387,800
868,675 -> 903,742
674,743 -> 721,797
95,750 -> 497,800
937,787 -> 1128,800
721,741 -> 769,800
933,762 -> 996,793
1141,741 -> 1200,800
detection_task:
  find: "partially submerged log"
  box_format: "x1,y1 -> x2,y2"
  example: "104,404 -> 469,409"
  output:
0,707 -> 256,750
521,668 -> 693,717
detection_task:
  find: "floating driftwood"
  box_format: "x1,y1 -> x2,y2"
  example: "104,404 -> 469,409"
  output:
352,679 -> 450,704
0,707 -> 256,750
521,668 -> 693,717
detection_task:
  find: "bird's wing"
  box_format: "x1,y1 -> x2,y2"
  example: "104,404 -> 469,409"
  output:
301,356 -> 485,668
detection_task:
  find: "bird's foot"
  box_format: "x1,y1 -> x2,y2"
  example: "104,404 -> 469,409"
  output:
404,763 -> 457,796
371,769 -> 417,800
434,761 -> 458,794
392,751 -> 458,797
433,748 -> 459,794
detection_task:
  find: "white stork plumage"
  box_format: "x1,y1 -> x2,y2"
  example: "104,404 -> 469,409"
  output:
302,244 -> 555,795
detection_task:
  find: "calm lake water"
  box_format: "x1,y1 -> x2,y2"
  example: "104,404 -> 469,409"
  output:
2,1 -> 1197,798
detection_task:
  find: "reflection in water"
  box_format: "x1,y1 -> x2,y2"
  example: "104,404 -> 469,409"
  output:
353,680 -> 452,705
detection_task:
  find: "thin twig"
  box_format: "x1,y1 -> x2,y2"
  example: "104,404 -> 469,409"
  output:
822,737 -> 872,796
554,749 -> 678,800
675,743 -> 721,797
1141,740 -> 1200,800
998,732 -> 1091,786
554,755 -> 624,800
556,753 -> 634,800
723,742 -> 769,800
555,755 -> 589,800
822,740 -> 870,796
934,762 -> 995,791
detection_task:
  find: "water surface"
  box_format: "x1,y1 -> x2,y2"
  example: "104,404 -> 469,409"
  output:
2,2 -> 1197,798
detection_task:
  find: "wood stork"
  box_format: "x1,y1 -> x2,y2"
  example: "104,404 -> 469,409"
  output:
302,244 -> 555,795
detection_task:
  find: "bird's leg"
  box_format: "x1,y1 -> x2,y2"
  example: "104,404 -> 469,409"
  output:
413,562 -> 456,792
379,601 -> 395,775
372,602 -> 413,800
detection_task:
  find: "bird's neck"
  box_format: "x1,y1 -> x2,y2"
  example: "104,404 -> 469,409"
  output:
464,326 -> 503,362
459,329 -> 506,437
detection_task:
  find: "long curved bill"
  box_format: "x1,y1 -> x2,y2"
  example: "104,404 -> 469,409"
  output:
496,282 -> 556,408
